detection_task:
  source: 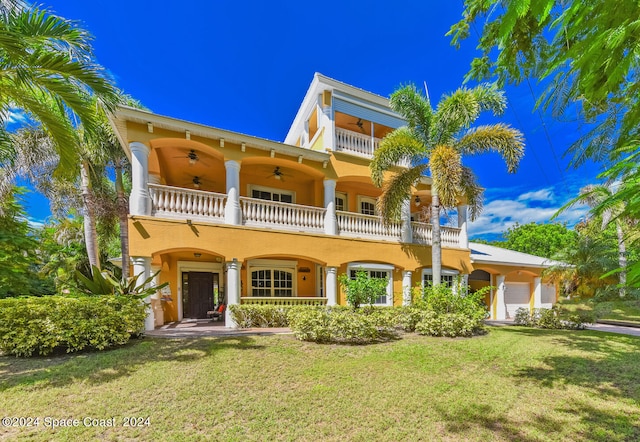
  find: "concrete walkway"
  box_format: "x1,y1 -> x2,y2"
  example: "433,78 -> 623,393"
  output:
145,319 -> 291,338
146,319 -> 640,339
486,319 -> 640,337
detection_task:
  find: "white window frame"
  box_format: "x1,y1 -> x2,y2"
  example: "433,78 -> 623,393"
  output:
422,268 -> 460,291
247,259 -> 297,298
357,195 -> 377,216
316,264 -> 325,298
248,184 -> 296,204
335,191 -> 348,212
346,262 -> 393,306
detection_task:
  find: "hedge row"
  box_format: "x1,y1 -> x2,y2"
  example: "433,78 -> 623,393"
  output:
0,296 -> 146,357
514,307 -> 594,330
229,304 -> 487,343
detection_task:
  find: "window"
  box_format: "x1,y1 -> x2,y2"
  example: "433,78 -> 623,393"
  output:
358,196 -> 377,215
250,185 -> 294,204
422,269 -> 459,289
248,259 -> 296,297
346,263 -> 393,306
335,191 -> 347,212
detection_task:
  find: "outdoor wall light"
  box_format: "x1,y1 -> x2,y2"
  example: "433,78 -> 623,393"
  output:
194,253 -> 202,258
414,196 -> 421,206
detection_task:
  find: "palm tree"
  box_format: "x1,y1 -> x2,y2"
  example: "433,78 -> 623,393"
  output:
555,183 -> 635,297
0,3 -> 118,175
371,83 -> 524,285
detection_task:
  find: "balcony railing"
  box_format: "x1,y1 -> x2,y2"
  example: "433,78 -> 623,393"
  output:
147,185 -> 462,247
240,297 -> 327,306
412,222 -> 461,248
337,210 -> 402,241
335,127 -> 380,158
149,184 -> 226,222
240,196 -> 326,233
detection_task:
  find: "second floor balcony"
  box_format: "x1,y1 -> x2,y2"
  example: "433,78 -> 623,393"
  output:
148,183 -> 464,248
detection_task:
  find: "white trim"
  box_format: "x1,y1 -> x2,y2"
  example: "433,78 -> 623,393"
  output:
357,195 -> 377,215
176,260 -> 223,321
247,259 -> 298,297
335,191 -> 348,211
346,262 -> 393,306
422,268 -> 459,290
248,184 -> 296,204
316,264 -> 325,297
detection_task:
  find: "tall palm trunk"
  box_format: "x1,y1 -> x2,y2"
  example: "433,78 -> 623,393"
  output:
616,221 -> 627,298
431,187 -> 442,285
80,161 -> 100,273
115,159 -> 129,279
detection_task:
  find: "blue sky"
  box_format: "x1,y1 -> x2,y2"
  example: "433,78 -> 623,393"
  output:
28,0 -> 598,239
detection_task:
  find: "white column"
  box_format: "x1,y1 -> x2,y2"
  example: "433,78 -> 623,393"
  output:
496,275 -> 507,320
457,204 -> 468,249
319,94 -> 335,151
129,142 -> 151,216
325,267 -> 337,306
323,179 -> 337,235
132,256 -> 154,331
402,271 -> 413,306
533,277 -> 542,309
225,259 -> 241,328
401,198 -> 413,243
224,160 -> 241,225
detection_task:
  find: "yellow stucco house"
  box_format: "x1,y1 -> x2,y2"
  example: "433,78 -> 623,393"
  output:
110,73 -> 558,329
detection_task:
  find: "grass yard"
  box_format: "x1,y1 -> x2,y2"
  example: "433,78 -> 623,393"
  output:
560,299 -> 640,325
1,327 -> 640,441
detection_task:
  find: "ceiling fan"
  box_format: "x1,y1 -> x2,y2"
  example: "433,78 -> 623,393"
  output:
173,149 -> 210,166
267,166 -> 287,181
348,118 -> 366,133
183,175 -> 211,189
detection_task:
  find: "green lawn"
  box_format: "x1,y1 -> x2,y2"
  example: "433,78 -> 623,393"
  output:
1,327 -> 640,441
560,299 -> 640,325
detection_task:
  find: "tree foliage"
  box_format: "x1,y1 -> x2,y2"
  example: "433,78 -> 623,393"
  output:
370,83 -> 523,284
450,0 -> 640,288
494,222 -> 578,258
0,188 -> 53,297
0,3 -> 119,175
338,270 -> 388,309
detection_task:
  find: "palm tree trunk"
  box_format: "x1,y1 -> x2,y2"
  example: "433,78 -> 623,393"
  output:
431,188 -> 442,286
616,220 -> 627,298
115,159 -> 129,279
80,161 -> 100,273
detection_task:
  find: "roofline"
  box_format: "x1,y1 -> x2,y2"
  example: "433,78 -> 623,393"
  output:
112,106 -> 331,163
470,258 -> 557,269
285,72 -> 401,144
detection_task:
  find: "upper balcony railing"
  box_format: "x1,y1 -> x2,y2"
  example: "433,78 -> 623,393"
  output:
335,127 -> 380,158
240,196 -> 325,233
334,127 -> 410,167
147,184 -> 463,248
149,184 -> 226,222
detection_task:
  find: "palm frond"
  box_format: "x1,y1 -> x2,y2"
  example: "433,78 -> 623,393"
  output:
472,82 -> 507,115
388,84 -> 432,142
429,144 -> 462,209
458,166 -> 485,221
456,124 -> 524,173
377,164 -> 428,223
370,127 -> 427,187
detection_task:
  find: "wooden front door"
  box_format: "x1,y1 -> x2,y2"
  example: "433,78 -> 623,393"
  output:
183,272 -> 215,319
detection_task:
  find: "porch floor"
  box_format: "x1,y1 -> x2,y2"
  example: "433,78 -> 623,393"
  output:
146,320 -> 292,338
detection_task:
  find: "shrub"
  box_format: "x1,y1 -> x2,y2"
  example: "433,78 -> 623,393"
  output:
338,270 -> 389,309
0,296 -> 146,357
514,306 -> 594,330
287,306 -> 397,344
228,305 -> 291,328
415,311 -> 484,337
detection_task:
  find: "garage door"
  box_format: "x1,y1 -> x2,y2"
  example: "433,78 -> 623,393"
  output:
541,283 -> 556,309
505,282 -> 531,318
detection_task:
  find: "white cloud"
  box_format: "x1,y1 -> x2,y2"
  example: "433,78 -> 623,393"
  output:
468,186 -> 590,238
517,188 -> 554,202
